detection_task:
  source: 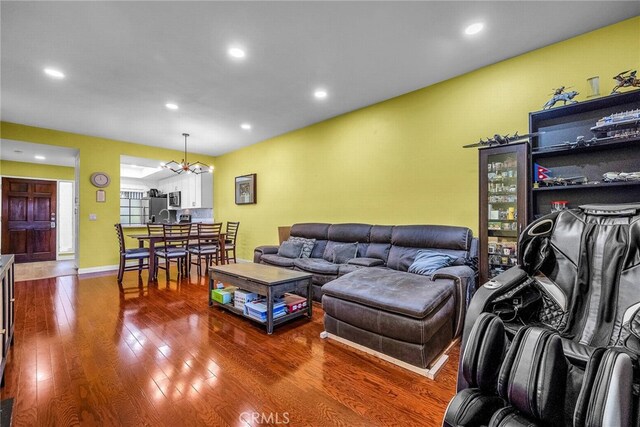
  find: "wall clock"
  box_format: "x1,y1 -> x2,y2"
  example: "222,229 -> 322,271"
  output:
90,172 -> 111,188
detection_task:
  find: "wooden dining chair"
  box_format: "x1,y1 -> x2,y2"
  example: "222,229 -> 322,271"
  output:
224,221 -> 240,263
155,223 -> 191,281
147,223 -> 169,250
114,224 -> 150,284
188,223 -> 222,276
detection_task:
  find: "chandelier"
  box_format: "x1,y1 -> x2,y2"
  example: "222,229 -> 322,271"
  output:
161,133 -> 213,175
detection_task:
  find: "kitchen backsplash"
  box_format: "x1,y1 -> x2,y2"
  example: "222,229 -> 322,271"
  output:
177,208 -> 213,222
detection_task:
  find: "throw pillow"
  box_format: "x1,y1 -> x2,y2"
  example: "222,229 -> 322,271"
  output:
408,250 -> 458,276
277,241 -> 304,259
288,237 -> 316,258
332,242 -> 358,264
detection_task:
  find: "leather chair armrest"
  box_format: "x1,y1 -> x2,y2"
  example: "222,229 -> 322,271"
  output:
253,245 -> 279,263
456,266 -> 529,391
432,265 -> 476,340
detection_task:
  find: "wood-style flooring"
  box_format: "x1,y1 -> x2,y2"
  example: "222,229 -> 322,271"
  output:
1,268 -> 459,426
15,260 -> 78,281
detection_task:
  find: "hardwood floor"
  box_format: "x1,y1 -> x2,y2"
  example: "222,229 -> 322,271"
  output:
1,268 -> 459,426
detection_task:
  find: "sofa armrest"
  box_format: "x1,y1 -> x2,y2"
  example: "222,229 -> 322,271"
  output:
253,245 -> 279,263
432,265 -> 476,339
347,257 -> 384,267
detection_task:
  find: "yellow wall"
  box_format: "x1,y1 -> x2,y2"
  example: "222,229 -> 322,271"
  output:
0,160 -> 75,181
214,17 -> 640,260
0,123 -> 215,269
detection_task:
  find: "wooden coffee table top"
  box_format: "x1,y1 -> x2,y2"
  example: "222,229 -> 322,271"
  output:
210,263 -> 311,286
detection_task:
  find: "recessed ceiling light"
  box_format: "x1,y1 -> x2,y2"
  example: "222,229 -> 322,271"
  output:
240,123 -> 252,130
34,155 -> 46,160
314,89 -> 328,99
44,68 -> 65,79
464,22 -> 484,35
165,103 -> 179,110
228,47 -> 246,59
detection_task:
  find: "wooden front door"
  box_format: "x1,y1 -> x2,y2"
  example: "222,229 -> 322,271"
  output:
1,178 -> 57,263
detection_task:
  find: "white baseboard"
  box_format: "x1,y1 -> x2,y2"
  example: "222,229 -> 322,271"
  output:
57,254 -> 75,261
78,265 -> 120,275
78,258 -> 251,275
321,332 -> 454,380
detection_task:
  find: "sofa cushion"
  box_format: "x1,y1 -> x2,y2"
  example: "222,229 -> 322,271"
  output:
408,250 -> 458,276
327,223 -> 372,242
348,257 -> 384,267
322,267 -> 454,319
338,264 -> 364,276
277,240 -> 304,258
294,258 -> 340,275
261,254 -> 296,268
392,225 -> 472,251
332,242 -> 358,264
287,237 -> 315,258
290,223 -> 330,240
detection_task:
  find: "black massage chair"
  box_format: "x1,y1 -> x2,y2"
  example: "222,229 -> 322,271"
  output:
444,204 -> 640,426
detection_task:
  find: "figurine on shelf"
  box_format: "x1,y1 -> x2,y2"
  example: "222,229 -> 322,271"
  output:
602,171 -> 640,182
463,131 -> 541,148
543,86 -> 579,109
611,70 -> 639,94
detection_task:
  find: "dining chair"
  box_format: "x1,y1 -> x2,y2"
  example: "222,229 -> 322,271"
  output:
114,223 -> 150,284
188,223 -> 222,276
224,221 -> 240,263
155,223 -> 191,281
147,223 -> 168,250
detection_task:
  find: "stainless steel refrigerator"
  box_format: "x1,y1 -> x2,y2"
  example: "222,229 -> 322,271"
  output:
143,196 -> 172,223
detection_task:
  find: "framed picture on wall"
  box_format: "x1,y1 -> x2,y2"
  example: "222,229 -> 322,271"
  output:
235,174 -> 257,205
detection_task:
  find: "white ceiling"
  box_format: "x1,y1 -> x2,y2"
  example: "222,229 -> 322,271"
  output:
1,2 -> 639,157
0,139 -> 77,167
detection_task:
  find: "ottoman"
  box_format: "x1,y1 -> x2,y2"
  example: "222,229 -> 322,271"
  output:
322,267 -> 455,370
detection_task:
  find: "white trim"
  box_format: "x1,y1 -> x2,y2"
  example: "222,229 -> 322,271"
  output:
320,332 -> 456,380
57,254 -> 75,261
78,264 -> 120,275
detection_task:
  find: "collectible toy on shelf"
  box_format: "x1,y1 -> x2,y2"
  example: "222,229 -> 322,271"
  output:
463,131 -> 541,149
611,70 -> 640,94
542,86 -> 579,109
603,171 -> 640,182
591,108 -> 640,137
538,175 -> 587,187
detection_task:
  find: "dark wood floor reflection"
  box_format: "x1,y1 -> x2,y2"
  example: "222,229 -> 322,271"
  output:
1,268 -> 459,426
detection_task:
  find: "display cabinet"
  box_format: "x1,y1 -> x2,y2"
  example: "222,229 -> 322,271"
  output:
479,142 -> 529,285
529,90 -> 640,220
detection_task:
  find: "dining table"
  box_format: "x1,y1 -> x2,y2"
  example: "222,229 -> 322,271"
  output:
128,230 -> 227,281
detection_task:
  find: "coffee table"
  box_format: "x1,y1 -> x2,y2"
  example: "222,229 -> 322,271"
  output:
208,263 -> 312,334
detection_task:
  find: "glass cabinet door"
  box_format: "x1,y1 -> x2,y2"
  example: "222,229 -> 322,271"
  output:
479,142 -> 528,285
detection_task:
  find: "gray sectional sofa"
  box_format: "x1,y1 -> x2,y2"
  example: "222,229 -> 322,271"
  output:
254,223 -> 478,369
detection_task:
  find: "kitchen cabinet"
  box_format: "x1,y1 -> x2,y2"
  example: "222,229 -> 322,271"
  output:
159,173 -> 213,209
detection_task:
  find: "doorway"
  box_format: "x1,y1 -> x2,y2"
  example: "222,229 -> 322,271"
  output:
1,177 -> 57,262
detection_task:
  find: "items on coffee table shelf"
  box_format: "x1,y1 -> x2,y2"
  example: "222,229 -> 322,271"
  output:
602,171 -> 640,182
234,289 -> 258,310
245,299 -> 287,322
208,263 -> 312,334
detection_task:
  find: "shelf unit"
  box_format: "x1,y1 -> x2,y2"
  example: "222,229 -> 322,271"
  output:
478,142 -> 528,285
529,90 -> 640,219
